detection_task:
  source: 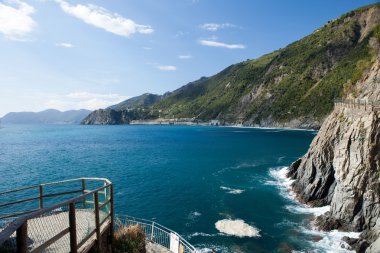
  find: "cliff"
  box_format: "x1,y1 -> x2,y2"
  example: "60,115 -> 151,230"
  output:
81,109 -> 130,125
288,54 -> 380,252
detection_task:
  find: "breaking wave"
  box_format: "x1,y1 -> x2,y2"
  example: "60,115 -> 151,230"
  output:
220,186 -> 245,194
268,167 -> 360,253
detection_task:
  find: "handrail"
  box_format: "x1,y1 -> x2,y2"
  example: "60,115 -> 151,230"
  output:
334,98 -> 380,111
0,177 -> 111,195
0,177 -> 111,219
0,178 -> 114,253
117,215 -> 197,253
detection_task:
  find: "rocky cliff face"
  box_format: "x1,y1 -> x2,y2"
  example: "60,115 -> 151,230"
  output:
81,109 -> 130,125
288,58 -> 380,252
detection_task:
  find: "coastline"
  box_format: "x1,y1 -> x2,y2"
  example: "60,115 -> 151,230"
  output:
270,166 -> 360,252
128,119 -> 320,131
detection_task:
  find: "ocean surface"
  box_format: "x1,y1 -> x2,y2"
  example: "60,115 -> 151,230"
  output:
0,124 -> 359,252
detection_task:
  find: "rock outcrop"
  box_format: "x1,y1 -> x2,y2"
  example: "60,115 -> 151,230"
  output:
81,109 -> 130,125
288,59 -> 380,252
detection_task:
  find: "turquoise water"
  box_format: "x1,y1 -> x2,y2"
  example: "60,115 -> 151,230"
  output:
0,124 -> 331,252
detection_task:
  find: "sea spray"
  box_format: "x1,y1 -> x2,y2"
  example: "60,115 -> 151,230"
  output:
220,186 -> 245,194
268,167 -> 360,253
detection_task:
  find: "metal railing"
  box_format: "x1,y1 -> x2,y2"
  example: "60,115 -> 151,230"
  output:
116,215 -> 197,253
0,178 -> 114,253
334,98 -> 380,111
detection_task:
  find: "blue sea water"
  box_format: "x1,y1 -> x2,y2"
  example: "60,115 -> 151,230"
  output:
0,125 -> 355,252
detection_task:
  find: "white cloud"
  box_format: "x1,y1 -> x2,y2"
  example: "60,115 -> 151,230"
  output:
46,91 -> 129,111
56,42 -> 74,48
143,46 -> 152,50
0,0 -> 37,40
56,0 -> 153,37
199,39 -> 245,49
178,55 -> 192,60
174,30 -> 189,38
156,65 -> 176,71
200,23 -> 236,31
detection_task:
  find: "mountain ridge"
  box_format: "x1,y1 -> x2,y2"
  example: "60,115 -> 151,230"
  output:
1,109 -> 91,124
82,3 -> 380,128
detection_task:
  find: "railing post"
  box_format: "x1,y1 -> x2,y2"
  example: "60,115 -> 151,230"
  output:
16,221 -> 28,253
94,192 -> 101,252
39,185 -> 43,209
82,179 -> 86,208
69,202 -> 78,253
150,221 -> 155,241
110,184 -> 114,244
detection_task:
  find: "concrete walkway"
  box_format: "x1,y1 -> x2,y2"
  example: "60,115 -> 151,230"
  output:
146,241 -> 172,253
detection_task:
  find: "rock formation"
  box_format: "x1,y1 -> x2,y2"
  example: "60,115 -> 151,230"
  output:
288,57 -> 380,252
81,109 -> 130,125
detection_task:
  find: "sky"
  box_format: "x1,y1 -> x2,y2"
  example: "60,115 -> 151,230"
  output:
0,0 -> 378,116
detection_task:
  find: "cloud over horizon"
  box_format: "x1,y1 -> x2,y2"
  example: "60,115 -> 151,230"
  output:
56,42 -> 74,48
200,23 -> 236,31
156,65 -> 177,71
199,39 -> 245,49
56,0 -> 154,37
0,0 -> 37,40
46,91 -> 130,111
178,54 -> 192,59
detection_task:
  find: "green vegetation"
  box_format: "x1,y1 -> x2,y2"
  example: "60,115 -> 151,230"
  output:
109,93 -> 162,111
87,3 -> 380,127
113,225 -> 146,253
150,3 -> 380,125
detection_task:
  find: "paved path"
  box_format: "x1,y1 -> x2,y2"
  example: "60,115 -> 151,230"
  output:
146,241 -> 172,253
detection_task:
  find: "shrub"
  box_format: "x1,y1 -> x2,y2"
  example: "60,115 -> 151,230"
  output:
113,225 -> 146,253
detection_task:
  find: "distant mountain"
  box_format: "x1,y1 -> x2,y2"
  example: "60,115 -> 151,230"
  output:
84,3 -> 380,128
1,109 -> 91,124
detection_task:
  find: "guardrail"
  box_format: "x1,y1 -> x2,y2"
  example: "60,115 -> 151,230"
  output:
334,98 -> 380,111
0,178 -> 114,253
116,215 -> 197,253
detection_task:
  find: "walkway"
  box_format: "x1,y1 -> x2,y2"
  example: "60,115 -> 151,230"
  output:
146,242 -> 172,253
1,209 -> 110,253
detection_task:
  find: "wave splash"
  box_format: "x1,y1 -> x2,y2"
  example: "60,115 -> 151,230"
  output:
215,219 -> 260,238
268,167 -> 359,253
220,186 -> 245,194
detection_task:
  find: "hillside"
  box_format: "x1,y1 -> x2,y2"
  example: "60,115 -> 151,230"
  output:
1,109 -> 91,124
108,93 -> 162,111
83,3 -> 380,128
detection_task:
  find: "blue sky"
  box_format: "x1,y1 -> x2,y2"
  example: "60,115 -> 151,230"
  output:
0,0 -> 378,116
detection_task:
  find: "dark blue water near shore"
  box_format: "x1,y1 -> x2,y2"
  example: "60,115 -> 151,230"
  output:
0,124 -> 325,252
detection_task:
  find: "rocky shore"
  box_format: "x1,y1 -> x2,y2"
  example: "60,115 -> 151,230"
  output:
287,59 -> 380,252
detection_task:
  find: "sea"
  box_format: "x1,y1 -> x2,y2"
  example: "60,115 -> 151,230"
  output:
0,124 -> 360,253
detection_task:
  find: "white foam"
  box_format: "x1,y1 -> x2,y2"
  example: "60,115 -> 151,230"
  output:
196,244 -> 231,253
267,167 -> 298,201
187,232 -> 218,239
286,205 -> 330,216
215,219 -> 260,237
277,156 -> 286,164
213,162 -> 258,176
220,186 -> 245,194
302,228 -> 360,253
186,211 -> 202,226
268,167 -> 361,252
